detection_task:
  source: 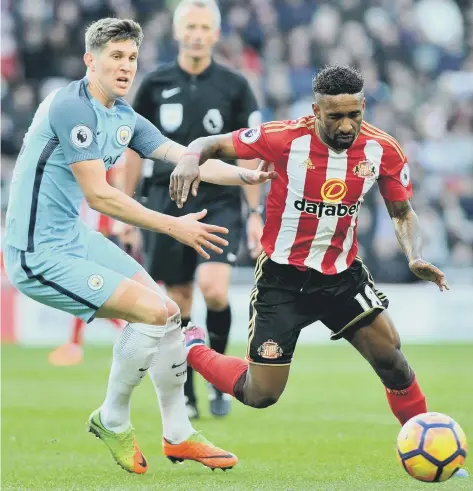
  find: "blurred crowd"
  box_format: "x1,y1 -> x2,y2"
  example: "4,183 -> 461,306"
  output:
2,0 -> 473,280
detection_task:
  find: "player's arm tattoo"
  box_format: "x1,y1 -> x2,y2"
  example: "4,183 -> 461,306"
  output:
384,199 -> 423,262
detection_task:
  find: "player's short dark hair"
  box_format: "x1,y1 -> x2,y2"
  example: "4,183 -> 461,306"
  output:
85,18 -> 143,52
312,65 -> 364,97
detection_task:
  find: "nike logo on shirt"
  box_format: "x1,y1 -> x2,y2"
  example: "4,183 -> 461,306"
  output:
161,87 -> 181,99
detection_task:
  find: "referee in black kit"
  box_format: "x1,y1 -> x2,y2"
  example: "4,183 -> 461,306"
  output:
122,0 -> 263,419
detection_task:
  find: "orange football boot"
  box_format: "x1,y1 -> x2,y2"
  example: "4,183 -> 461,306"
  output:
163,432 -> 238,471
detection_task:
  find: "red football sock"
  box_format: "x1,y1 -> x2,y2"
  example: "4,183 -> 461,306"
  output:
188,345 -> 248,397
71,317 -> 84,345
385,375 -> 427,425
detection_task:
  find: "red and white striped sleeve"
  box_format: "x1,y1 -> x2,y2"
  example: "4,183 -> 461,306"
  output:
231,122 -> 291,162
378,141 -> 413,201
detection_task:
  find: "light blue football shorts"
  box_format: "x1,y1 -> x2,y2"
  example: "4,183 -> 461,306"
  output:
4,224 -> 143,323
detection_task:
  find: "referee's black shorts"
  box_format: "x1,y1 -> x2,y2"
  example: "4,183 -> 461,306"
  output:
142,184 -> 242,286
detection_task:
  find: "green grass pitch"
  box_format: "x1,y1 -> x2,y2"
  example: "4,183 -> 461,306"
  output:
2,343 -> 472,490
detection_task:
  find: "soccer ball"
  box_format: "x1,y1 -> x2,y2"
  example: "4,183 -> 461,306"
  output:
397,412 -> 468,482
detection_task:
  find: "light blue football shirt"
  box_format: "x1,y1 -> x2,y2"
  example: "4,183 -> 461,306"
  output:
5,77 -> 167,252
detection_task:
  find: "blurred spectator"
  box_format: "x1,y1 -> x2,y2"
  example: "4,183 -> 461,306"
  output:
2,0 -> 473,276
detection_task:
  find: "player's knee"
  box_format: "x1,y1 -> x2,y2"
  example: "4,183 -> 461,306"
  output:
143,303 -> 169,326
199,283 -> 228,310
243,386 -> 282,409
374,348 -> 411,386
246,392 -> 280,409
165,299 -> 180,318
205,295 -> 229,311
372,346 -> 403,371
167,283 -> 193,301
166,283 -> 193,315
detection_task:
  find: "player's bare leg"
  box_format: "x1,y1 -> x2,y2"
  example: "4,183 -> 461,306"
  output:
185,325 -> 291,408
344,311 -> 427,425
197,262 -> 233,417
234,363 -> 290,407
346,313 -> 469,479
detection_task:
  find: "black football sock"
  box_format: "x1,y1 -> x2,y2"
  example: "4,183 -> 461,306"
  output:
207,306 -> 231,354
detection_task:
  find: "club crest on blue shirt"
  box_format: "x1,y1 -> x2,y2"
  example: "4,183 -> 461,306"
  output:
116,125 -> 132,146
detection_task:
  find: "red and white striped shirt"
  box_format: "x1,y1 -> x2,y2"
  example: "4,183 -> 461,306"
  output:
232,117 -> 412,275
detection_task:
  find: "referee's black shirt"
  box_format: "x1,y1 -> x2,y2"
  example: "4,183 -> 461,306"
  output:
133,60 -> 260,200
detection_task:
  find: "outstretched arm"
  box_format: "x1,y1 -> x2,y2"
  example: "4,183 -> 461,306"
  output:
186,134 -> 268,185
129,112 -> 269,193
185,133 -> 241,162
149,134 -> 274,190
384,199 -> 422,263
384,198 -> 449,291
168,133 -> 276,207
71,159 -> 229,260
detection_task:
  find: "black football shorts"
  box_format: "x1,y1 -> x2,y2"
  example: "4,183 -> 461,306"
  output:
246,252 -> 388,365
